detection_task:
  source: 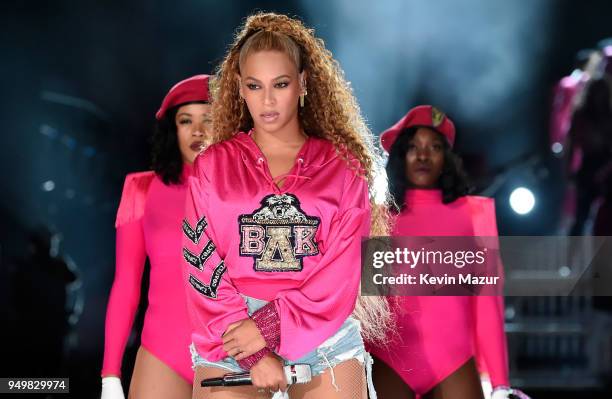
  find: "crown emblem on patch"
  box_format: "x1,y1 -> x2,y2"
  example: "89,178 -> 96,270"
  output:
431,107 -> 445,127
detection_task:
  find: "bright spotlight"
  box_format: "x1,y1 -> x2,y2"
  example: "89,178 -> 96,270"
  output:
509,187 -> 535,215
42,180 -> 55,192
551,142 -> 563,154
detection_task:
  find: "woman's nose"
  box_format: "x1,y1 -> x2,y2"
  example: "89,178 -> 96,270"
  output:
263,88 -> 276,106
416,147 -> 430,160
192,126 -> 204,136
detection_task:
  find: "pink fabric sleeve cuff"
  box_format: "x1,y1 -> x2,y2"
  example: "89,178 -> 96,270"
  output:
236,347 -> 271,371
251,302 -> 281,352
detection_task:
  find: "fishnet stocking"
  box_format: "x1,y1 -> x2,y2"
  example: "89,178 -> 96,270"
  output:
288,359 -> 367,399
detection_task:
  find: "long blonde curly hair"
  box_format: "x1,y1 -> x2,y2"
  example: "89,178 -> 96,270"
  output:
210,12 -> 392,344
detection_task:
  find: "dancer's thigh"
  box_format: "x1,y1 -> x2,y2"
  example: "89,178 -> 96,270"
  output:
371,355 -> 415,399
424,357 -> 484,399
128,346 -> 191,399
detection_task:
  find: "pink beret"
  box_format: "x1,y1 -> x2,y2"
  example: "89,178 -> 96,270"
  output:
380,105 -> 456,152
155,74 -> 211,120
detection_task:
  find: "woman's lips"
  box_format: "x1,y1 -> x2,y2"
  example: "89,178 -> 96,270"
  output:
190,142 -> 204,151
260,111 -> 279,123
414,166 -> 432,173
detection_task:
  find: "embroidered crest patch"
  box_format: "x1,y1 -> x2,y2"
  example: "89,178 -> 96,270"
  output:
239,193 -> 320,272
431,107 -> 445,127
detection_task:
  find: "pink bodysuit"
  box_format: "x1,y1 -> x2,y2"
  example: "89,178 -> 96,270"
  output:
182,131 -> 371,363
368,189 -> 509,394
102,164 -> 194,382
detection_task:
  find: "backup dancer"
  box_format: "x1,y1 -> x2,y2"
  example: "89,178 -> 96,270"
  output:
101,75 -> 213,399
369,105 -> 528,399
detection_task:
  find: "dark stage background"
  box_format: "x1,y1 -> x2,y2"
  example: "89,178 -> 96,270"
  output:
1,0 -> 612,397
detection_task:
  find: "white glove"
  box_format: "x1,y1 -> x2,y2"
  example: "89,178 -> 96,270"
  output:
101,377 -> 125,399
492,386 -> 531,399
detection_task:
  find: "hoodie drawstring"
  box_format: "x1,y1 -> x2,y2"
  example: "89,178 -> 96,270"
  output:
256,156 -> 311,194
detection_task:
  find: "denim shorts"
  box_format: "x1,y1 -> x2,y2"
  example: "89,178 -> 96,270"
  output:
190,295 -> 377,397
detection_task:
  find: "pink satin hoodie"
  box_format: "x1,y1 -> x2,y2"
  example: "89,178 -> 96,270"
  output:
182,131 -> 371,362
102,165 -> 194,382
368,189 -> 509,394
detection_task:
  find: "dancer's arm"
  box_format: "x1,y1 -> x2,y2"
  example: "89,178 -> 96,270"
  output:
182,153 -> 251,364
474,295 -> 509,387
101,172 -> 154,398
469,197 -> 509,388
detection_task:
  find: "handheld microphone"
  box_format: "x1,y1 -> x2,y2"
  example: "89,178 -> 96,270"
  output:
201,364 -> 312,387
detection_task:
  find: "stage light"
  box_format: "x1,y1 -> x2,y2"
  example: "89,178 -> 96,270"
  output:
40,124 -> 59,139
42,180 -> 56,192
551,142 -> 563,154
509,187 -> 535,215
558,266 -> 571,277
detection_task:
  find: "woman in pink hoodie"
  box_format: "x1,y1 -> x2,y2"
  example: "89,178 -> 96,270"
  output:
183,12 -> 390,399
101,75 -> 213,399
369,106 -> 528,399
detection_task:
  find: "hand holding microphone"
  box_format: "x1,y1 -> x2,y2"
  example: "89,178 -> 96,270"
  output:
250,354 -> 289,392
201,358 -> 312,391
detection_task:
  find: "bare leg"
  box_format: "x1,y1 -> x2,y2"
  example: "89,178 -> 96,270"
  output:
371,355 -> 415,399
128,346 -> 191,399
424,357 -> 484,399
289,359 -> 367,399
192,366 -> 271,399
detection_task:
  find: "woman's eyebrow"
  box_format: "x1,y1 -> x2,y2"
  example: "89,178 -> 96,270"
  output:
244,74 -> 292,82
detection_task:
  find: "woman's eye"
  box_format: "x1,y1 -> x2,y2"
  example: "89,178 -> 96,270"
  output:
179,119 -> 191,125
246,83 -> 259,90
274,81 -> 289,88
432,144 -> 443,151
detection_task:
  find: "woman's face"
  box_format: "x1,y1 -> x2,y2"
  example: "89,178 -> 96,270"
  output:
175,103 -> 213,164
405,127 -> 445,189
238,50 -> 304,135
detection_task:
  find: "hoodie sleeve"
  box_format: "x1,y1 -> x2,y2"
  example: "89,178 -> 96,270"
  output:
470,197 -> 509,387
251,163 -> 371,360
182,153 -> 250,362
102,172 -> 153,377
